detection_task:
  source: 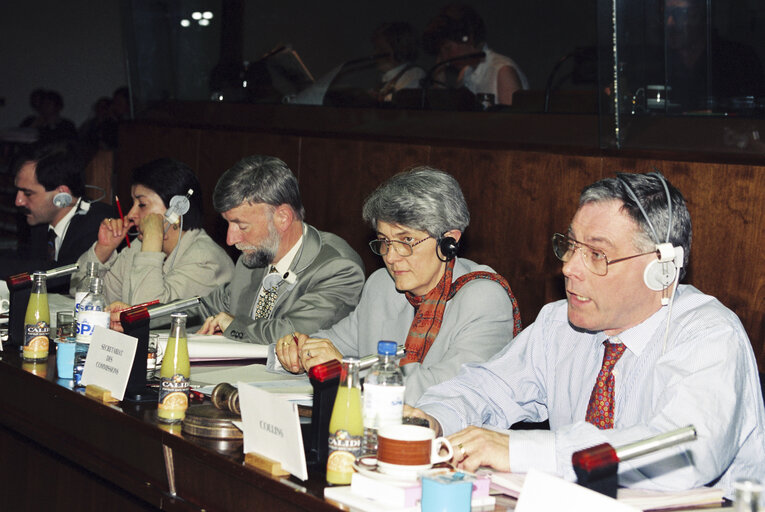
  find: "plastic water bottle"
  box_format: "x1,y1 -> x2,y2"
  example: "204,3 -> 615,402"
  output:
73,276 -> 109,386
362,340 -> 405,454
74,261 -> 100,315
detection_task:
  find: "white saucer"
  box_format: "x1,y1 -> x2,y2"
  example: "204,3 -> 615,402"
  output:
353,456 -> 421,483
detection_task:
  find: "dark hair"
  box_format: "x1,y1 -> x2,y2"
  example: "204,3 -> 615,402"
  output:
423,3 -> 487,55
15,141 -> 86,197
132,158 -> 204,230
213,155 -> 305,220
373,22 -> 418,63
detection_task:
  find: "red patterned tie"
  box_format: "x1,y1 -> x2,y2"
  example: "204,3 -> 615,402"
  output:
585,341 -> 627,429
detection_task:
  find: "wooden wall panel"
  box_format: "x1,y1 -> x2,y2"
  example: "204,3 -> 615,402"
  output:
117,122 -> 765,371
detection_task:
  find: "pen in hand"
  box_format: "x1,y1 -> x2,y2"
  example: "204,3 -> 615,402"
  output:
114,195 -> 131,248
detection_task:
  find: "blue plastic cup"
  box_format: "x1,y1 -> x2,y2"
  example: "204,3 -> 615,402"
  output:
56,341 -> 76,379
421,473 -> 473,512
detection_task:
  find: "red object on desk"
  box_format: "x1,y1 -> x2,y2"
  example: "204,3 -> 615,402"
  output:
572,442 -> 619,472
308,360 -> 342,382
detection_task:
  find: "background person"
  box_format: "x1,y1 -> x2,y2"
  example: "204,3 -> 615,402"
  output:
423,3 -> 528,106
0,141 -> 113,293
71,158 -> 234,308
371,22 -> 426,103
196,155 -> 365,344
406,171 -> 765,496
274,167 -> 522,403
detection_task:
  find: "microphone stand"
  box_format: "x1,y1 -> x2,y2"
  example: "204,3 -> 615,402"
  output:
420,52 -> 487,109
121,296 -> 201,402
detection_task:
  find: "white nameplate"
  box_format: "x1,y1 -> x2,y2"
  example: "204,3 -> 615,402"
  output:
80,326 -> 138,401
238,381 -> 308,481
516,469 -> 640,512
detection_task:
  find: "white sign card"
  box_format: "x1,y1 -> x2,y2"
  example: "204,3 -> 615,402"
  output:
80,326 -> 138,401
516,469 -> 640,512
238,381 -> 308,481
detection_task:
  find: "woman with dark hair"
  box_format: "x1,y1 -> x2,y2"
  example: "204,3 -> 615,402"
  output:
71,158 -> 234,306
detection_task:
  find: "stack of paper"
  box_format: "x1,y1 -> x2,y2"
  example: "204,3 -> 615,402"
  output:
156,333 -> 269,362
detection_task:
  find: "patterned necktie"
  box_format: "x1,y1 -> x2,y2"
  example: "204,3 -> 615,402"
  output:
253,267 -> 279,319
47,229 -> 57,262
585,341 -> 627,429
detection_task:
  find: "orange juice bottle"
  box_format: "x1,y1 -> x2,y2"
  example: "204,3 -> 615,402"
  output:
23,272 -> 50,362
326,357 -> 363,485
157,313 -> 190,424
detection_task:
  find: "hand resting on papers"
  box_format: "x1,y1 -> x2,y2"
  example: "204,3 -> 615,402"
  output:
275,331 -> 344,374
403,405 -> 511,472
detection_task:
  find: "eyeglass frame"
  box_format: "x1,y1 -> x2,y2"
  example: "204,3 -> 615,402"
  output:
368,235 -> 433,257
551,233 -> 657,276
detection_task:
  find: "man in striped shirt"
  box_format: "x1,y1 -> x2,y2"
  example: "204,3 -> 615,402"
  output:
407,171 -> 765,496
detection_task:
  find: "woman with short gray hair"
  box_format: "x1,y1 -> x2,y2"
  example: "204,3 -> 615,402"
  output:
274,166 -> 522,404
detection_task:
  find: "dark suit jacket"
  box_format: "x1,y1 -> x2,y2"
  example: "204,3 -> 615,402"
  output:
1,200 -> 114,293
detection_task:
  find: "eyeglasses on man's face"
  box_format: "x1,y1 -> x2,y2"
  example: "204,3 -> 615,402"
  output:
369,236 -> 433,257
552,233 -> 655,276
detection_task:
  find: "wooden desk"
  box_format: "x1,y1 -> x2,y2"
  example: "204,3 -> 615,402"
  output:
0,350 -> 341,512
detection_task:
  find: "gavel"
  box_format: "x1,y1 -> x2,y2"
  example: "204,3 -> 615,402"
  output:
211,382 -> 240,416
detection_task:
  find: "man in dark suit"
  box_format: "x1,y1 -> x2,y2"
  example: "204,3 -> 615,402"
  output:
1,142 -> 113,293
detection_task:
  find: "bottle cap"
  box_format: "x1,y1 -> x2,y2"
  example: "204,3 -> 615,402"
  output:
377,340 -> 397,356
171,312 -> 188,319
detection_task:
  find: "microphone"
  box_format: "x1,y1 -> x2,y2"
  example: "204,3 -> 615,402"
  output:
308,344 -> 406,382
422,51 -> 486,87
572,425 -> 697,497
44,263 -> 79,280
121,296 -> 201,325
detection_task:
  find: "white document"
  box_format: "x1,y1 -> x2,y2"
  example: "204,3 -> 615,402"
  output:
238,381 -> 308,481
80,326 -> 138,401
156,333 -> 268,361
516,470 -> 640,512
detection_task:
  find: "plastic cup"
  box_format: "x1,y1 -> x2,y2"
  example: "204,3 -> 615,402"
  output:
56,341 -> 76,379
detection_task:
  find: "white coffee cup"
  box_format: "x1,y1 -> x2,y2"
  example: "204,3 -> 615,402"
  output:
376,424 -> 453,476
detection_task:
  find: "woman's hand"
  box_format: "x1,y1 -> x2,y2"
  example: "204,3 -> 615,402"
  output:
140,213 -> 165,253
105,301 -> 130,332
275,332 -> 305,374
94,218 -> 132,263
275,333 -> 344,374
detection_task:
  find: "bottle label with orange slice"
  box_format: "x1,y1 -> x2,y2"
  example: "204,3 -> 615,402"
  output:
158,374 -> 190,422
23,321 -> 50,360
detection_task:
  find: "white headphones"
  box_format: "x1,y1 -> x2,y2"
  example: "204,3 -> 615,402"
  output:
617,172 -> 684,305
164,189 -> 194,225
52,191 -> 73,208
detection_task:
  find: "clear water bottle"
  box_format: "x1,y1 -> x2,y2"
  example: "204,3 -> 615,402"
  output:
74,261 -> 100,315
362,340 -> 405,454
73,276 -> 109,386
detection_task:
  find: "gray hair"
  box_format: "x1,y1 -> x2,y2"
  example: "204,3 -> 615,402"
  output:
362,166 -> 470,237
213,155 -> 305,220
579,171 -> 692,278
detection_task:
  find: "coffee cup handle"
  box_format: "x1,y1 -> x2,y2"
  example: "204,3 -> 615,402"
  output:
431,437 -> 453,464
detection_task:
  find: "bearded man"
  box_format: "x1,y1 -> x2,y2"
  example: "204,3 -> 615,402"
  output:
197,155 -> 364,344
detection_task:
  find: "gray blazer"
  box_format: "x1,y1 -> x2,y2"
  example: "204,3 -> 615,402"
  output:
199,223 -> 365,345
310,258 -> 517,404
